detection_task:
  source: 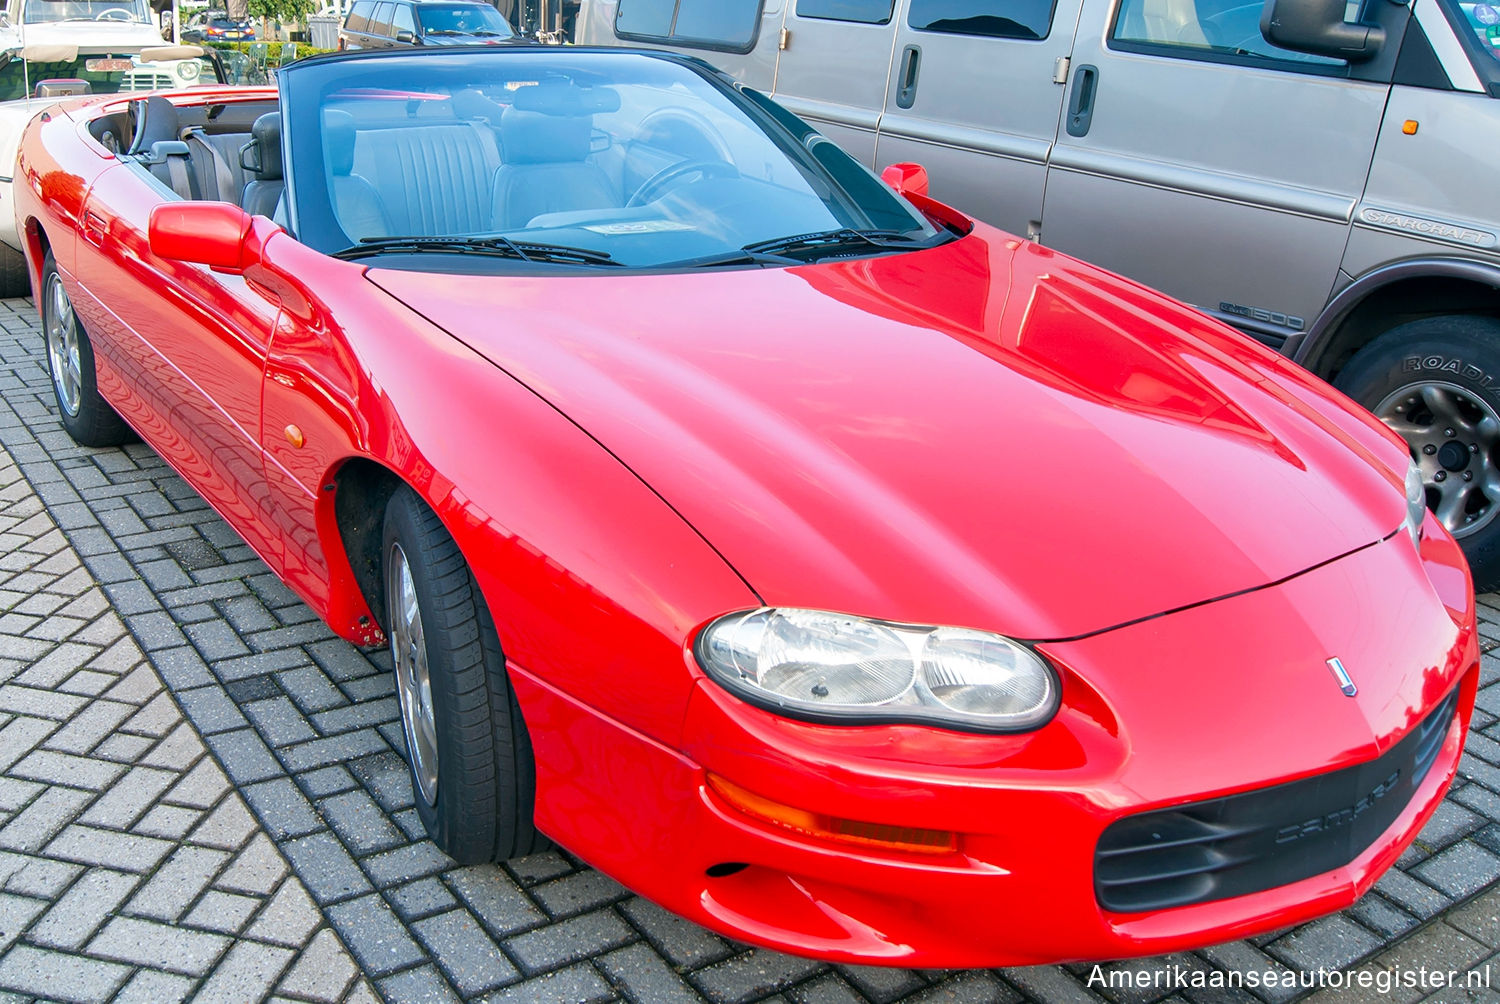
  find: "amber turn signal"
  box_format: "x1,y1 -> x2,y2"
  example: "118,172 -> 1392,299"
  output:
284,424 -> 305,448
706,773 -> 957,855
1402,120 -> 1419,135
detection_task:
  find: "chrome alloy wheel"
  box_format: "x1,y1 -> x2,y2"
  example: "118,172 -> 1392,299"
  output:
45,274 -> 82,418
387,542 -> 439,806
1377,380 -> 1500,538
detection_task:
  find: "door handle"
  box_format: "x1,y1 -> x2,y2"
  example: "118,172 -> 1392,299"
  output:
896,44 -> 921,110
82,210 -> 107,245
1065,64 -> 1098,137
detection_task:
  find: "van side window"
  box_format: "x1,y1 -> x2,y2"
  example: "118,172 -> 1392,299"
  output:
346,0 -> 373,30
797,0 -> 896,23
907,0 -> 1058,40
615,0 -> 764,51
1111,0 -> 1344,66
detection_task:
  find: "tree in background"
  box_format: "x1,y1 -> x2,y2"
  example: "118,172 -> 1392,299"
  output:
247,0 -> 311,39
227,0 -> 249,20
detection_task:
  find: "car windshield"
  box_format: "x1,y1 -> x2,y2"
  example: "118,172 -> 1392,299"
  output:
22,0 -> 150,23
280,50 -> 942,271
1453,1 -> 1500,63
0,50 -> 215,97
414,4 -> 512,35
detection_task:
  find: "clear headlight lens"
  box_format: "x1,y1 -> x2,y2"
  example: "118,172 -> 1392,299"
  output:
177,59 -> 200,80
1403,458 -> 1426,548
696,608 -> 1059,733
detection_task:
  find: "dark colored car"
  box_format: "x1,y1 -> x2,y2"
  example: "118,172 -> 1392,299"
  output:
182,13 -> 256,42
338,0 -> 515,48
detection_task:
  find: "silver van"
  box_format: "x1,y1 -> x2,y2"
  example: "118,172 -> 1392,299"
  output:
579,0 -> 1500,588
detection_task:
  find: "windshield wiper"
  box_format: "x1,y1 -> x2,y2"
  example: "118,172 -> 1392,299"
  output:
742,228 -> 933,261
333,234 -> 623,267
662,248 -> 801,269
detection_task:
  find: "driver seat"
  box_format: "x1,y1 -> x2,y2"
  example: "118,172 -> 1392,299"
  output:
490,82 -> 620,230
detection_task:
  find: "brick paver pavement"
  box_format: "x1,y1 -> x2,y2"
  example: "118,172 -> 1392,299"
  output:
6,292 -> 1500,1002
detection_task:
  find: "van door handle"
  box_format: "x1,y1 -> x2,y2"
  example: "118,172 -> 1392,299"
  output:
896,44 -> 921,109
1065,64 -> 1099,137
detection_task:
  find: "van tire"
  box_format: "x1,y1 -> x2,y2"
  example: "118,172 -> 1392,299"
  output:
0,243 -> 29,299
1335,314 -> 1500,591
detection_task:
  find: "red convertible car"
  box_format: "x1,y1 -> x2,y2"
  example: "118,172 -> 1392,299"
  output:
14,47 -> 1479,967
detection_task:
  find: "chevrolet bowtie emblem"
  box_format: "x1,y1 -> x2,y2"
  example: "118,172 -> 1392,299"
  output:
1326,657 -> 1357,697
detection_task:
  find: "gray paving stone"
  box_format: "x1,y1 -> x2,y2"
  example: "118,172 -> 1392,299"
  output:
0,786 -> 90,852
326,893 -> 426,977
113,968 -> 195,1004
277,928 -> 359,1002
1266,914 -> 1384,971
362,838 -> 454,887
246,876 -> 323,948
379,964 -> 464,1004
191,939 -> 296,1004
531,870 -> 630,920
77,765 -> 175,830
88,915 -> 231,975
242,777 -> 323,840
507,908 -> 636,976
487,963 -> 614,1004
176,686 -> 249,735
45,824 -> 174,872
187,794 -> 258,851
182,889 -> 262,935
125,844 -> 230,921
415,907 -> 521,996
28,868 -> 139,949
319,788 -> 404,856
283,830 -> 372,905
446,865 -> 545,939
390,877 -> 458,922
244,696 -> 317,747
0,943 -> 131,1003
598,942 -> 703,1004
1419,842 -> 1500,900
202,728 -> 283,785
215,833 -> 289,897
620,896 -> 733,969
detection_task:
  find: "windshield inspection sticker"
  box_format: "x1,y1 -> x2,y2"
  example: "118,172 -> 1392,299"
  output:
582,220 -> 697,236
1476,4 -> 1499,24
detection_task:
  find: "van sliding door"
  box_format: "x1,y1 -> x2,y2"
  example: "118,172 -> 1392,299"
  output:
771,0 -> 907,163
872,0 -> 1087,237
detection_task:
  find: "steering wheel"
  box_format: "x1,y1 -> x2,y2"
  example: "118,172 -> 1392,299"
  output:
94,7 -> 135,19
626,159 -> 739,208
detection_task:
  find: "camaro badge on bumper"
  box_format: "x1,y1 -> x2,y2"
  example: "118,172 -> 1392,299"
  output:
1327,657 -> 1358,697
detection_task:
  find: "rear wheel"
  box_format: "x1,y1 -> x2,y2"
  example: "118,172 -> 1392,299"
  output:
1335,315 -> 1500,590
382,486 -> 545,863
42,254 -> 132,448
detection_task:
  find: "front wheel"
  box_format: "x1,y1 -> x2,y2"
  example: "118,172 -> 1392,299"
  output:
382,486 -> 545,863
1335,315 -> 1500,590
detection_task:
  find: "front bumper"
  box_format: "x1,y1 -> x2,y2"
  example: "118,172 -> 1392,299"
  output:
510,522 -> 1477,967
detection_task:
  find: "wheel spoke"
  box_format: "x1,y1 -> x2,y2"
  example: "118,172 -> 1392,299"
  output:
1434,483 -> 1472,532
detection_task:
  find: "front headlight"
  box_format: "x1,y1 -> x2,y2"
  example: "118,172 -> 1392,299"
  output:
176,59 -> 200,80
696,608 -> 1060,733
1403,458 -> 1427,548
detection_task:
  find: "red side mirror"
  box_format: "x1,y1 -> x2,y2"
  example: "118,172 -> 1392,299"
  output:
148,202 -> 255,272
881,162 -> 929,199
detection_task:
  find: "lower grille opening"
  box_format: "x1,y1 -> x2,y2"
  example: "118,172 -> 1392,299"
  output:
1096,687 -> 1460,913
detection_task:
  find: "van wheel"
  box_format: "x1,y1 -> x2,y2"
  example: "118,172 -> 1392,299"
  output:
42,255 -> 132,448
1335,315 -> 1500,591
382,486 -> 546,863
0,243 -> 29,298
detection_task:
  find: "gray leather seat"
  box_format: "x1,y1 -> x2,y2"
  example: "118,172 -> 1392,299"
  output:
183,126 -> 251,204
325,109 -> 392,242
490,81 -> 621,230
127,96 -> 195,199
239,112 -> 283,219
351,120 -> 502,236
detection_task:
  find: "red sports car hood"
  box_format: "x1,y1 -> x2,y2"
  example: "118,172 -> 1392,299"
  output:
367,228 -> 1409,640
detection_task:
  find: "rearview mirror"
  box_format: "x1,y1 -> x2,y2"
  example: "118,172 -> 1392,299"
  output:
1260,0 -> 1385,61
148,202 -> 255,272
881,161 -> 929,199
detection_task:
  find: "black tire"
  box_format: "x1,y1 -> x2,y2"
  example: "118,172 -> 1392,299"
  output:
381,486 -> 545,863
0,242 -> 29,299
1335,314 -> 1500,591
40,254 -> 132,448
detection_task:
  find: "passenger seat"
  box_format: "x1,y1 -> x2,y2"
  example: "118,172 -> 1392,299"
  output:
239,112 -> 284,220
490,81 -> 621,230
325,109 -> 391,242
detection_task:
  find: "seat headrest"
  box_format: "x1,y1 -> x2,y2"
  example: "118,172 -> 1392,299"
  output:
500,107 -> 593,165
239,111 -> 282,181
126,95 -> 179,157
323,108 -> 357,177
510,80 -> 620,116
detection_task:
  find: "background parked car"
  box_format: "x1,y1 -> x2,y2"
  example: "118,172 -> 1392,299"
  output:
181,11 -> 256,41
338,0 -> 515,48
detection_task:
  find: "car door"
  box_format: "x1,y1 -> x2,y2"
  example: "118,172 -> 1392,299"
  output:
770,0 -> 904,163
72,161 -> 286,570
872,0 -> 1086,239
1039,0 -> 1405,342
